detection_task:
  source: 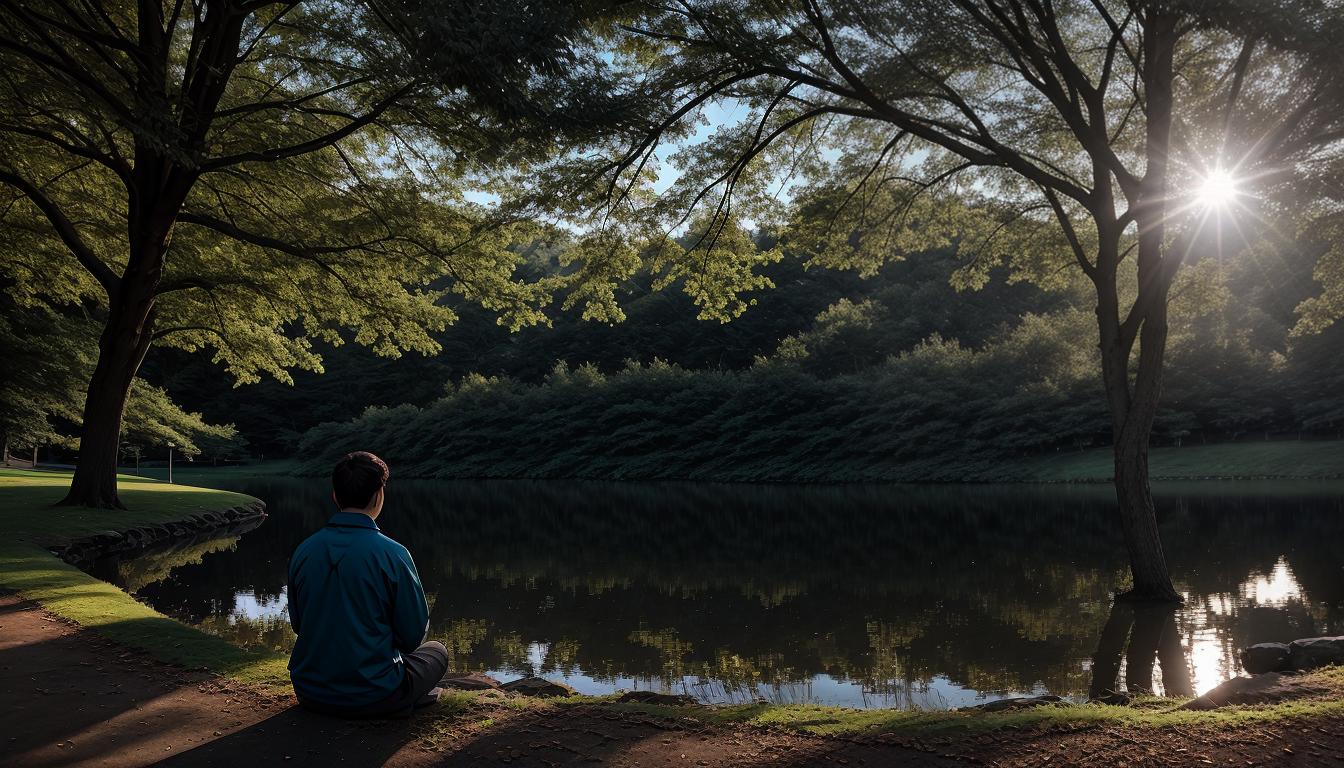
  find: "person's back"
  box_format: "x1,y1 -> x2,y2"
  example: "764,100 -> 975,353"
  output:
287,452 -> 448,717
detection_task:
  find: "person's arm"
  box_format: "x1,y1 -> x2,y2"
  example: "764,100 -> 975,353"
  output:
390,547 -> 430,653
286,551 -> 304,635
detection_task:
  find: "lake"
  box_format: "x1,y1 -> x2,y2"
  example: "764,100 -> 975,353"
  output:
81,477 -> 1344,709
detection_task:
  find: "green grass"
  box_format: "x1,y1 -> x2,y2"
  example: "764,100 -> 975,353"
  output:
0,469 -> 256,545
584,683 -> 1344,739
134,441 -> 1344,484
411,671 -> 1344,744
0,468 -> 290,691
118,458 -> 300,485
976,440 -> 1344,483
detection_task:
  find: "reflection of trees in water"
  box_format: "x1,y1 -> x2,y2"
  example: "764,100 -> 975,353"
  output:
85,534 -> 241,593
196,612 -> 295,653
90,478 -> 1344,701
1090,603 -> 1192,699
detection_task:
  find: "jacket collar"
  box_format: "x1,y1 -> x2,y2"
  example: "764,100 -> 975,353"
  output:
327,511 -> 380,530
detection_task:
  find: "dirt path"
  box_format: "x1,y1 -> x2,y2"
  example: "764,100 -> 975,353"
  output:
5,593 -> 1343,767
0,594 -> 958,767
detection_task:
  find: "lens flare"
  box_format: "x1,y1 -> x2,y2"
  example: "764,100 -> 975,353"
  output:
1195,168 -> 1239,209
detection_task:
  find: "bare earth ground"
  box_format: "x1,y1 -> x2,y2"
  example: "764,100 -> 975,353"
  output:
3,593 -> 1341,768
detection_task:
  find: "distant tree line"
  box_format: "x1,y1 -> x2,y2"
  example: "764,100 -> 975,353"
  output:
290,244 -> 1344,482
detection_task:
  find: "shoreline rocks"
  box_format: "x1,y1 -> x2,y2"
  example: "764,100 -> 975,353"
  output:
499,676 -> 577,697
439,672 -> 502,691
1180,672 -> 1330,711
49,500 -> 268,566
969,695 -> 1064,712
1240,636 -> 1344,674
1241,643 -> 1292,674
1288,637 -> 1344,671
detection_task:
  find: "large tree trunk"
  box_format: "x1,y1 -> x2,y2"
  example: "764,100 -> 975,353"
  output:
60,273 -> 159,508
1113,434 -> 1178,600
1098,310 -> 1181,603
1088,9 -> 1181,604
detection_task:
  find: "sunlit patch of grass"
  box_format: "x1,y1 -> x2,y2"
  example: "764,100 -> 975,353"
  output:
410,692 -> 518,750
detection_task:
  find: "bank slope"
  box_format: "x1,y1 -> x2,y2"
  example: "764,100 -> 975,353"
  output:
0,469 -> 288,689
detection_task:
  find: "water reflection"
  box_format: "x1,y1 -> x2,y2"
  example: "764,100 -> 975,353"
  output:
1089,603 -> 1190,700
85,478 -> 1344,709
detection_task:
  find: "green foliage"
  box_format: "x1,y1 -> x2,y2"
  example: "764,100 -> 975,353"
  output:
0,302 -> 235,457
122,381 -> 236,459
295,313 -> 1102,482
293,240 -> 1344,481
0,303 -> 88,451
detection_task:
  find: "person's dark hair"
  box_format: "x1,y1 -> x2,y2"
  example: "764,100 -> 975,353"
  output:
332,451 -> 390,509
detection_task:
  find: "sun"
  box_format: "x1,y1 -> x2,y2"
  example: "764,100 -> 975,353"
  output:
1195,168 -> 1240,209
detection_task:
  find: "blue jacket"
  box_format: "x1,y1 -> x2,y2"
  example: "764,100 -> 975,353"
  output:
287,511 -> 430,706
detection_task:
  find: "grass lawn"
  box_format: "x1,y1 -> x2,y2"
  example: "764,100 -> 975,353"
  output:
0,468 -> 289,690
124,440 -> 1344,484
971,439 -> 1344,482
117,457 -> 300,484
3,466 -> 1342,742
584,670 -> 1344,737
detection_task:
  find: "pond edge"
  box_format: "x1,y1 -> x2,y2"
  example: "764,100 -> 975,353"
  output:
49,499 -> 268,566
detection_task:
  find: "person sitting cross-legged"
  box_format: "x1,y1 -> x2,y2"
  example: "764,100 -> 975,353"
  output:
287,451 -> 447,717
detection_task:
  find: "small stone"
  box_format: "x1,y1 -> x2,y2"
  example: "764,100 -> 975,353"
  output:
1287,636 -> 1344,671
498,677 -> 577,698
971,695 -> 1063,712
439,672 -> 501,691
1241,642 -> 1292,674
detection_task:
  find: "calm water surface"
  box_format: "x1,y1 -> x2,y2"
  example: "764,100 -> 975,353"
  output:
83,478 -> 1344,709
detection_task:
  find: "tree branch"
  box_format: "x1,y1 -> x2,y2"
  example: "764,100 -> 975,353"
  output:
0,167 -> 119,291
199,81 -> 418,171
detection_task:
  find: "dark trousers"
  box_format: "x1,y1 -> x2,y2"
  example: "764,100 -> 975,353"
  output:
299,641 -> 449,719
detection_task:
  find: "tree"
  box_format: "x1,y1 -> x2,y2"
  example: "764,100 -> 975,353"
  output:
0,303 -> 87,461
0,0 -> 624,507
121,380 -> 239,461
577,0 -> 1344,600
0,300 -> 238,466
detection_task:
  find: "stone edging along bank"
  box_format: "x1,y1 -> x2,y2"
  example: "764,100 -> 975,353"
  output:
48,500 -> 268,566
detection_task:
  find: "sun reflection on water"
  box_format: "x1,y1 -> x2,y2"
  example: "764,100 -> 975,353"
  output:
1175,557 -> 1306,696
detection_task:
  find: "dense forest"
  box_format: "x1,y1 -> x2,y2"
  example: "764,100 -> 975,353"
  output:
122,231 -> 1343,481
